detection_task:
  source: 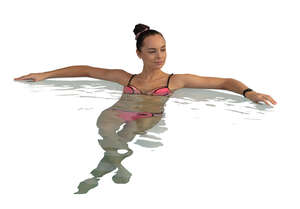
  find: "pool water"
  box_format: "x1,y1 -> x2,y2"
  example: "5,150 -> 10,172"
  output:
1,78 -> 298,208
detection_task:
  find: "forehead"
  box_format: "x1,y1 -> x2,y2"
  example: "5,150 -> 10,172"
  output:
143,35 -> 166,49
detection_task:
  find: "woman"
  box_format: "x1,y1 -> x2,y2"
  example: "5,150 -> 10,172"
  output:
14,23 -> 277,105
14,24 -> 278,193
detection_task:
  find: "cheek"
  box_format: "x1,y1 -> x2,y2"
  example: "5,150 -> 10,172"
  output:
146,54 -> 155,60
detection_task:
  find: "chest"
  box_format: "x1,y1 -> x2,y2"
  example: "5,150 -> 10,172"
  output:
128,74 -> 183,93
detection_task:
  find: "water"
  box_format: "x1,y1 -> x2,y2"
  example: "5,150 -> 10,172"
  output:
2,0 -> 300,206
2,77 -> 298,208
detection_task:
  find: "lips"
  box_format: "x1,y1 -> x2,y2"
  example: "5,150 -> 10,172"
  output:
155,61 -> 163,64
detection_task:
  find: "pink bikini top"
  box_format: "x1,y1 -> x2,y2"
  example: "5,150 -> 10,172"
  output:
123,73 -> 174,96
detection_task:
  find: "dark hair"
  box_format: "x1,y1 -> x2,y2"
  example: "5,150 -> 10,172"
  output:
133,23 -> 164,52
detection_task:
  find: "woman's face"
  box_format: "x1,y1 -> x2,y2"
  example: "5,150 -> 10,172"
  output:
137,34 -> 167,69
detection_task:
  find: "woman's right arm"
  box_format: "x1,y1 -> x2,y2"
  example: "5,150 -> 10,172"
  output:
14,65 -> 130,85
14,65 -> 90,82
86,66 -> 130,86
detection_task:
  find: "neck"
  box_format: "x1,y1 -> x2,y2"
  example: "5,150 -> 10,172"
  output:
138,66 -> 165,80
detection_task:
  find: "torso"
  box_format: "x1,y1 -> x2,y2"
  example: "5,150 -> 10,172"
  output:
110,71 -> 185,113
121,71 -> 184,94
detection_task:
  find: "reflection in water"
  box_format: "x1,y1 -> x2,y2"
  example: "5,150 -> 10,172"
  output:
21,79 -> 274,115
74,92 -> 167,194
18,79 -> 275,194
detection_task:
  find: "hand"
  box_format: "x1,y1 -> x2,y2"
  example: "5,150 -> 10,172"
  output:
245,91 -> 277,106
14,72 -> 48,82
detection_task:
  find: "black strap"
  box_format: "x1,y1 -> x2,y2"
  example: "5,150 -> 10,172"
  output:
167,73 -> 174,87
128,73 -> 174,87
127,74 -> 136,86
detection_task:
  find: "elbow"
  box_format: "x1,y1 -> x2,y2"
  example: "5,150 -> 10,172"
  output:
83,65 -> 96,78
223,78 -> 235,90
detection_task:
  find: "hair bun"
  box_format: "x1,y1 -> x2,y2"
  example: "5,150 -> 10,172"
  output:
133,23 -> 150,36
134,23 -> 163,52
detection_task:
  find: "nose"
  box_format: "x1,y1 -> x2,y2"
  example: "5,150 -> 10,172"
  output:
155,51 -> 163,59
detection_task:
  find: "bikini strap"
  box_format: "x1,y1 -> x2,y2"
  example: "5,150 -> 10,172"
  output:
167,73 -> 174,87
127,74 -> 136,86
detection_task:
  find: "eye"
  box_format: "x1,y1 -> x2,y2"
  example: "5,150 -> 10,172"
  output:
149,49 -> 165,53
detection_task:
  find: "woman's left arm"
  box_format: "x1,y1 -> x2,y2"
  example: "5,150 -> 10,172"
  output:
178,74 -> 277,106
223,78 -> 277,106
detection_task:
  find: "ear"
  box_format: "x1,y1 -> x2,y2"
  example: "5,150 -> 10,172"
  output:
136,49 -> 141,59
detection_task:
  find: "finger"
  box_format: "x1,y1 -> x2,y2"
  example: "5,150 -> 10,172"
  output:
14,75 -> 26,80
262,99 -> 271,106
266,95 -> 277,105
15,75 -> 34,81
256,96 -> 268,106
262,95 -> 274,106
266,98 -> 275,105
15,75 -> 29,80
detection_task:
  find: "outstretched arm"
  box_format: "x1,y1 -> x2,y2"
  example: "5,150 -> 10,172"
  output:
178,74 -> 277,106
223,78 -> 277,106
14,65 -> 130,85
14,65 -> 91,82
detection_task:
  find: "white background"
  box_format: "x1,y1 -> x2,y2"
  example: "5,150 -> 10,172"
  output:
1,0 -> 299,208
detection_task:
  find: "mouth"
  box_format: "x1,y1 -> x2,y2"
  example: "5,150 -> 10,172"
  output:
154,61 -> 164,64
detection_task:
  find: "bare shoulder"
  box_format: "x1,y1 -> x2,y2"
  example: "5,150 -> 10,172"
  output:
168,73 -> 185,91
112,69 -> 132,86
171,73 -> 228,90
